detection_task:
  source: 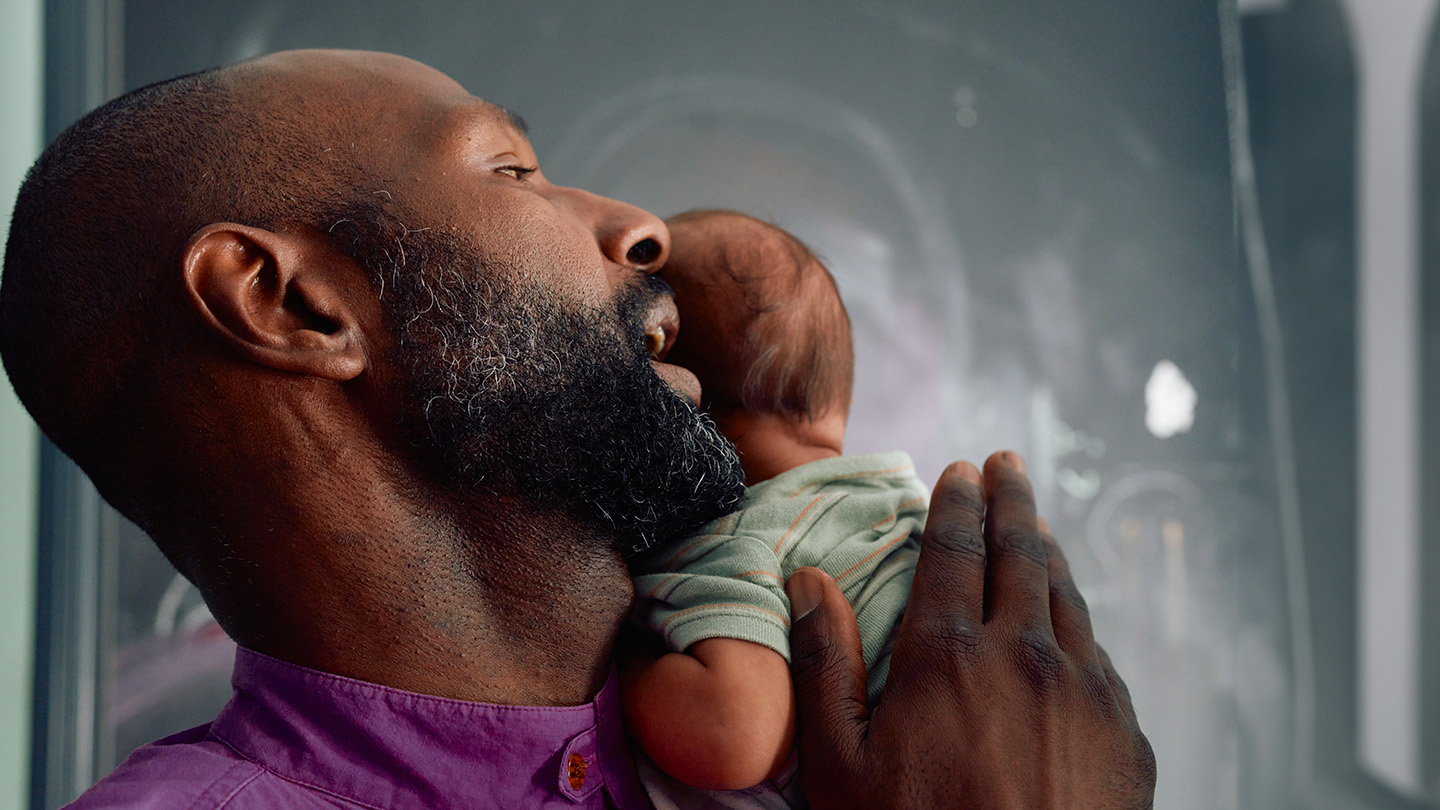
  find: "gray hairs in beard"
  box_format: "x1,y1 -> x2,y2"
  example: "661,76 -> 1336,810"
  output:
323,202 -> 746,555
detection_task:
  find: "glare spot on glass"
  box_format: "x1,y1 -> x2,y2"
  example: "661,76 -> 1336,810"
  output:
1057,467 -> 1101,500
1049,417 -> 1107,459
1145,360 -> 1197,438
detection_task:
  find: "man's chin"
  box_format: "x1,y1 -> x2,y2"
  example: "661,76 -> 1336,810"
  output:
387,253 -> 744,558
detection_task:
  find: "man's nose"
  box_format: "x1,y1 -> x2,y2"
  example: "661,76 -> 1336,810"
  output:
560,187 -> 671,273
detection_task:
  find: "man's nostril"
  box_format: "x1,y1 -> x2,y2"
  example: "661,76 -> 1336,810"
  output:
627,238 -> 661,266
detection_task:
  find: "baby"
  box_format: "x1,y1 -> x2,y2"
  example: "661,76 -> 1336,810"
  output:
624,210 -> 928,809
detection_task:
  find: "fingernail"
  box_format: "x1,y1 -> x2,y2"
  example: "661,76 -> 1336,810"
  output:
786,568 -> 826,621
1003,450 -> 1026,474
954,461 -> 981,486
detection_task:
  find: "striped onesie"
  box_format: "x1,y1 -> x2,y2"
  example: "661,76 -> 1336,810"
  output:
629,451 -> 928,809
630,450 -> 928,709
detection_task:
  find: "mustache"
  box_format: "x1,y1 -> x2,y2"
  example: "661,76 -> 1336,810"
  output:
612,273 -> 676,347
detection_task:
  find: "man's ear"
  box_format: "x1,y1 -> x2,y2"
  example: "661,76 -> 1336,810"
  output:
182,223 -> 367,381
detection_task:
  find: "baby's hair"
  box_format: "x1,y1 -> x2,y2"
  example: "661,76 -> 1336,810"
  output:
670,210 -> 854,423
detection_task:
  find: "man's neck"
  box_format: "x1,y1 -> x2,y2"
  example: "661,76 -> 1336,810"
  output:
189,479 -> 634,707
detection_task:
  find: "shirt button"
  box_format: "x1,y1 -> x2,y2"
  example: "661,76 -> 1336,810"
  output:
567,752 -> 588,790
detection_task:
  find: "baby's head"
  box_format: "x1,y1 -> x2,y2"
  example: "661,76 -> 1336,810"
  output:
661,210 -> 853,432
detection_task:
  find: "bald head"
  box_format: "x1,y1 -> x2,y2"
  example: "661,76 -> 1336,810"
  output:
0,51 -> 442,528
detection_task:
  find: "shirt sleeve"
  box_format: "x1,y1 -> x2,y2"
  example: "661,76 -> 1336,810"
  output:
629,524 -> 792,661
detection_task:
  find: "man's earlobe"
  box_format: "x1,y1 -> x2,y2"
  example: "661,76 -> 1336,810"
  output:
182,223 -> 367,381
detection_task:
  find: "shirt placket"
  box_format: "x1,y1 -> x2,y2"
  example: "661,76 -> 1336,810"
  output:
557,724 -> 605,804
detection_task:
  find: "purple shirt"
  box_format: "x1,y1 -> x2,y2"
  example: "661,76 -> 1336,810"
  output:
67,647 -> 652,809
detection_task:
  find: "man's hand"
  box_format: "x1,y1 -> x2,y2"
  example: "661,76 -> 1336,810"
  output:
786,451 -> 1156,809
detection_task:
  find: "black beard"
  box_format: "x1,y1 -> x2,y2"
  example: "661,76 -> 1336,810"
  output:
366,225 -> 745,556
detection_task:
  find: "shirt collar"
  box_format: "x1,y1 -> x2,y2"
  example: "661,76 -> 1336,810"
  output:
210,647 -> 649,809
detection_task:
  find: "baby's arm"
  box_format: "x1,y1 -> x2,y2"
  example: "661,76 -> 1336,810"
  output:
621,636 -> 796,790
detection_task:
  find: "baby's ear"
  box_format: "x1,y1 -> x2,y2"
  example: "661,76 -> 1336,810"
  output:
182,222 -> 368,381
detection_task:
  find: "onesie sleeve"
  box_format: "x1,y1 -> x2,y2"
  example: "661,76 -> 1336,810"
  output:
629,520 -> 792,661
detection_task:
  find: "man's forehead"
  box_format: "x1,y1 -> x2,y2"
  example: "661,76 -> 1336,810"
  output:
446,101 -> 532,152
423,99 -> 534,164
493,105 -> 530,138
239,49 -> 514,123
236,50 -> 533,158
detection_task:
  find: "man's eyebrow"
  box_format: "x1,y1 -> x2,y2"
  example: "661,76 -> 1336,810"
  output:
495,105 -> 530,136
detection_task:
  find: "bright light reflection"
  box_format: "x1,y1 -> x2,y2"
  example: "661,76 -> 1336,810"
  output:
1145,360 -> 1197,438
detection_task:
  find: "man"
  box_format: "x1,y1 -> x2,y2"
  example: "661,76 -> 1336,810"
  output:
0,50 -> 1155,808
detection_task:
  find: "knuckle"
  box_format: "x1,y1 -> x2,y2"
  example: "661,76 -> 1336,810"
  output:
990,475 -> 1036,506
927,518 -> 986,564
1051,580 -> 1090,615
1078,662 -> 1121,712
915,614 -> 986,666
1107,730 -> 1159,810
993,524 -> 1047,567
1129,731 -> 1159,798
1096,644 -> 1136,702
1108,666 -> 1135,702
1135,731 -> 1158,780
790,631 -> 843,685
1011,628 -> 1069,690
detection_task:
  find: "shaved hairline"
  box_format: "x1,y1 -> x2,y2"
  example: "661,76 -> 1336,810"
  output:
495,104 -> 530,136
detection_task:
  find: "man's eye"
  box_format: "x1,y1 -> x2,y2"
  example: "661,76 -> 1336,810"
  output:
496,165 -> 537,180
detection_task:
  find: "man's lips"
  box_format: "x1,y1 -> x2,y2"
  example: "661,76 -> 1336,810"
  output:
642,295 -> 701,404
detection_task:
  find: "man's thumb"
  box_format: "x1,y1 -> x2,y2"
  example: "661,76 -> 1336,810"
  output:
787,567 -> 868,768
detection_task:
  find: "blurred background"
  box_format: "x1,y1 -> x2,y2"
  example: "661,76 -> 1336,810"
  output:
0,0 -> 1436,807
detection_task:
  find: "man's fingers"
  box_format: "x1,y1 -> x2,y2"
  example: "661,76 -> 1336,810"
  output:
981,452 -> 1051,627
787,567 -> 869,793
907,461 -> 987,628
1095,642 -> 1156,795
1097,643 -> 1140,728
1041,527 -> 1098,659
